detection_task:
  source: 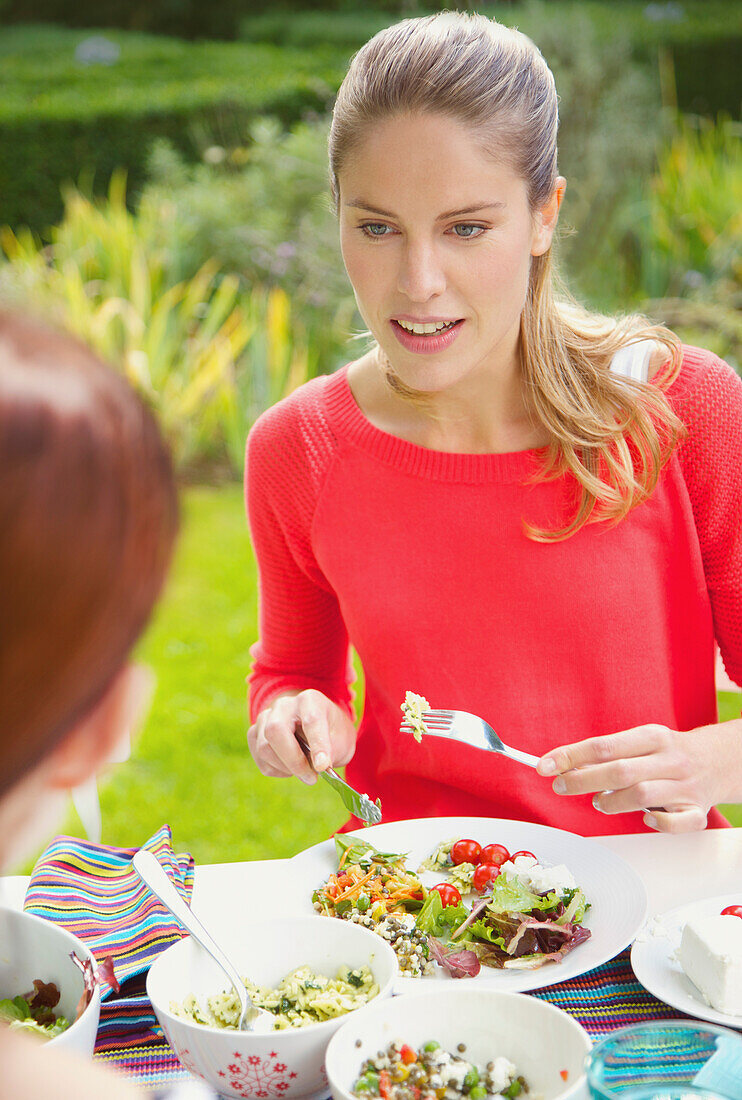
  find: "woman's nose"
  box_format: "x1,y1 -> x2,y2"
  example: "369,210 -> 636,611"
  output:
396,240 -> 446,302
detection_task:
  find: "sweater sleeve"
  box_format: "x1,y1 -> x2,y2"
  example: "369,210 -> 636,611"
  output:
244,382 -> 354,722
669,348 -> 742,687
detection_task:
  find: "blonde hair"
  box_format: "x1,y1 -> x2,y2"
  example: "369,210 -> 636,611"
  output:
329,13 -> 685,541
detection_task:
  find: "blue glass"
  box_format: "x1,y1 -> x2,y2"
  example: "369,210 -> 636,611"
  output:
586,1022 -> 742,1100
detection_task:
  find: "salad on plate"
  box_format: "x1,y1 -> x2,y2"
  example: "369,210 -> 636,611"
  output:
313,833 -> 591,979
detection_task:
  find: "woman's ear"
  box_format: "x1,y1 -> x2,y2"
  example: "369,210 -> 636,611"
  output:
46,664 -> 153,791
531,176 -> 567,257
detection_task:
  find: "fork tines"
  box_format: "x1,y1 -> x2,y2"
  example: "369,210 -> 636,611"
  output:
400,716 -> 451,731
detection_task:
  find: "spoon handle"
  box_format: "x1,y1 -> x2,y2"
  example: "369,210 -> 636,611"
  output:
133,849 -> 249,1015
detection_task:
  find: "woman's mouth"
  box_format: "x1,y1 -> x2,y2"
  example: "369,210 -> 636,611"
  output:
390,318 -> 464,354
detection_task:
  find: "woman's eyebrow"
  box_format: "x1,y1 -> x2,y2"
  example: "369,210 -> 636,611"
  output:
347,200 -> 506,219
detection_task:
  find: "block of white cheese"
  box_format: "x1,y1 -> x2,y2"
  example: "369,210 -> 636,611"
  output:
679,914 -> 742,1016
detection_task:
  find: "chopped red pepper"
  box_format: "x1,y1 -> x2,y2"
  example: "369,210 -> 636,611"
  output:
560,1070 -> 569,1082
379,1070 -> 392,1098
400,1045 -> 417,1064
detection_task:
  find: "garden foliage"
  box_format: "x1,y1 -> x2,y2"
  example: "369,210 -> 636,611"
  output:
636,117 -> 742,368
0,173 -> 314,473
0,8 -> 739,475
0,26 -> 343,232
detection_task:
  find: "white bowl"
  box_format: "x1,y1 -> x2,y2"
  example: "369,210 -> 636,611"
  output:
326,988 -> 592,1100
147,915 -> 399,1100
0,906 -> 100,1055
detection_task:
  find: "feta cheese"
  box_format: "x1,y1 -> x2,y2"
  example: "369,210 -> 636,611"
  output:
442,1060 -> 470,1088
635,915 -> 672,943
501,855 -> 538,877
501,856 -> 576,895
679,914 -> 742,1016
488,1057 -> 516,1093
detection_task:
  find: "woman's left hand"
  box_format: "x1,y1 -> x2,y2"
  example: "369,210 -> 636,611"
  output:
537,720 -> 742,833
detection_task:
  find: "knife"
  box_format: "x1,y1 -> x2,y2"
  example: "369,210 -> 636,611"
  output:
295,730 -> 382,825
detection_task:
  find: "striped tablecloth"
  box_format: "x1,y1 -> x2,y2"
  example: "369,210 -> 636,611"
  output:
23,829 -> 691,1093
25,824 -> 197,1091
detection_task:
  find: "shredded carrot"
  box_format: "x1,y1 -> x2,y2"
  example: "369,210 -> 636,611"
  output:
336,868 -> 376,903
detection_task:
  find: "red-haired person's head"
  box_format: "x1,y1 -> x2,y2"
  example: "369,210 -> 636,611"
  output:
0,311 -> 178,867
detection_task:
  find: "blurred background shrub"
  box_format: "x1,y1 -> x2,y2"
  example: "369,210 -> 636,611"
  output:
0,173 -> 314,474
0,0 -> 740,469
0,26 -> 343,232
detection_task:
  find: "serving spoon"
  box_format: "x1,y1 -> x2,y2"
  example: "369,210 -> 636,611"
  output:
133,849 -> 275,1033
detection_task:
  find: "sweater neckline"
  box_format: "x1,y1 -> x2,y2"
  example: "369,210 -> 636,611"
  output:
323,364 -> 546,484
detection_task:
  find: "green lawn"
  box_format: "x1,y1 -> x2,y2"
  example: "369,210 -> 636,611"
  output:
93,483 -> 347,864
53,483 -> 739,873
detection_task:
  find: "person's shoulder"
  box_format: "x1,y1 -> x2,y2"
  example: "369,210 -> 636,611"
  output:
249,370 -> 341,443
245,368 -> 350,494
664,346 -> 742,471
663,344 -> 741,405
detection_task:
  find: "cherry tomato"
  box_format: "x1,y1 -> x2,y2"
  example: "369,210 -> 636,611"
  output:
431,882 -> 462,908
451,839 -> 482,866
510,850 -> 536,862
472,862 -> 501,893
721,905 -> 742,919
400,1045 -> 417,1065
479,844 -> 510,868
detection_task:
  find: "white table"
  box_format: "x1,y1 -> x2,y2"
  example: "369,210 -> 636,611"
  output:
2,829 -> 741,918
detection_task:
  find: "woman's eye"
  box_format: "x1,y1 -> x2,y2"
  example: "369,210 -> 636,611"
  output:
360,223 -> 392,238
451,224 -> 486,238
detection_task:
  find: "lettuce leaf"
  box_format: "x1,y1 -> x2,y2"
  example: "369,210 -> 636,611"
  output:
558,888 -> 588,924
486,875 -> 560,915
427,936 -> 481,977
333,834 -> 406,871
467,919 -> 508,949
0,996 -> 31,1024
416,891 -> 469,938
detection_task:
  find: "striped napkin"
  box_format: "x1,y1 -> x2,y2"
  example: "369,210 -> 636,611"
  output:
24,824 -> 194,1054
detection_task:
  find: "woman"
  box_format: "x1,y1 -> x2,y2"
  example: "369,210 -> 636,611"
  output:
0,312 -> 209,1098
245,14 -> 742,835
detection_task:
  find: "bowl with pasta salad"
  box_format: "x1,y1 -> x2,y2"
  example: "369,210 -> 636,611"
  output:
146,914 -> 398,1100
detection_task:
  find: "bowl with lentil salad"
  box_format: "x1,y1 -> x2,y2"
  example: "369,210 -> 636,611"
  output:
324,988 -> 591,1100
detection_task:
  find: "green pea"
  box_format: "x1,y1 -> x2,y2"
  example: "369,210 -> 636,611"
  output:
502,1081 -> 522,1099
355,1072 -> 380,1094
470,1087 -> 487,1100
356,894 -> 370,912
464,1069 -> 480,1091
423,1041 -> 440,1052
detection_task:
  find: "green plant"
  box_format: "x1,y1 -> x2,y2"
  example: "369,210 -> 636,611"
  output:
0,174 -> 314,471
518,2 -> 662,307
631,117 -> 742,369
647,117 -> 741,295
141,116 -> 361,374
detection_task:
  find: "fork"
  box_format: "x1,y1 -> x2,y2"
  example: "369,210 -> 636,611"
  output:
400,709 -> 539,769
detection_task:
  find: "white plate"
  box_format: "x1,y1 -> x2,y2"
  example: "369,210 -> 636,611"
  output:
287,815 -> 647,994
631,893 -> 742,1028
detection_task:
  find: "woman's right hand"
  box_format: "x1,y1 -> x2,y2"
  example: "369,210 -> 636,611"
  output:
247,689 -> 357,784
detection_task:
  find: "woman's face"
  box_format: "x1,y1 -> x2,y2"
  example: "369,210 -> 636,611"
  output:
338,111 -> 562,396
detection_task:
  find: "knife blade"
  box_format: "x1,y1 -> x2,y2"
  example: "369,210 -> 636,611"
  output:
295,730 -> 382,825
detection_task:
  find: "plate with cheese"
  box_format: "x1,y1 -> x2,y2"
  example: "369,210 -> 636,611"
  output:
631,893 -> 742,1028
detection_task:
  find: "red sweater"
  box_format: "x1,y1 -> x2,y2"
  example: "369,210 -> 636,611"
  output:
245,346 -> 742,834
